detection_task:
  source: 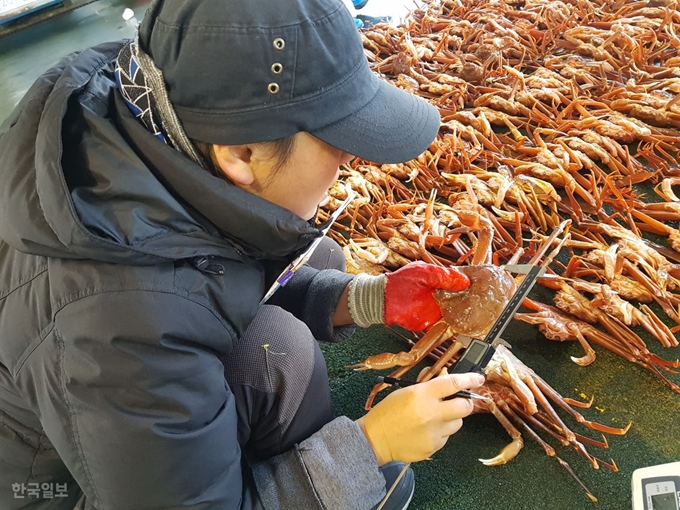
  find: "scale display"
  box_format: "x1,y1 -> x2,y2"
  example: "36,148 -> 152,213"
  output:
632,462 -> 680,510
651,492 -> 678,510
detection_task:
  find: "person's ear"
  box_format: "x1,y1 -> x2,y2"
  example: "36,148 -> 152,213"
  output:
212,145 -> 254,186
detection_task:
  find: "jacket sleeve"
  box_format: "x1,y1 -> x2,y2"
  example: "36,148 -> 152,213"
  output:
18,290 -> 245,510
267,265 -> 356,342
252,416 -> 386,510
17,290 -> 384,510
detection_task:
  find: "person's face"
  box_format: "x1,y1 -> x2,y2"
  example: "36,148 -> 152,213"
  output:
214,133 -> 355,220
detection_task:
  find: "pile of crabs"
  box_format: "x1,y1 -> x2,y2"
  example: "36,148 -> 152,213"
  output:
318,0 -> 680,502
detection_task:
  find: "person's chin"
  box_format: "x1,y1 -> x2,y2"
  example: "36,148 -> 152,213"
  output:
318,191 -> 331,208
304,201 -> 325,222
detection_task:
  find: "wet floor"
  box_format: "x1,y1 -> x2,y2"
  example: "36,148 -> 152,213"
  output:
0,0 -> 152,122
0,0 -> 413,123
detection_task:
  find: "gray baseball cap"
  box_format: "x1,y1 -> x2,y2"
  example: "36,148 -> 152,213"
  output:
138,0 -> 440,164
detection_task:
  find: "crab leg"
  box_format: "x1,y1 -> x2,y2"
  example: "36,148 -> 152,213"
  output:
347,320 -> 452,372
505,404 -> 598,503
476,392 -> 525,466
417,339 -> 464,383
533,376 -> 633,436
349,321 -> 454,409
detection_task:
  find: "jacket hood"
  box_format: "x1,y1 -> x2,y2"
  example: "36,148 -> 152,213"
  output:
0,42 -> 322,265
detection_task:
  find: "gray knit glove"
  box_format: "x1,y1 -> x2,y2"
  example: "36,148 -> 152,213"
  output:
347,274 -> 386,328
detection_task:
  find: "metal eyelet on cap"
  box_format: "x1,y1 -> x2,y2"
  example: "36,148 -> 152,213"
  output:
271,63 -> 283,74
273,38 -> 285,50
268,83 -> 280,94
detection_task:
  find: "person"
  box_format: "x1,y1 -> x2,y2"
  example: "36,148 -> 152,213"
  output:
342,0 -> 390,28
0,0 -> 486,509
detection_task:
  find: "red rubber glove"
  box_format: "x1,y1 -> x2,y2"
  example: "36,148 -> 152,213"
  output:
384,261 -> 470,331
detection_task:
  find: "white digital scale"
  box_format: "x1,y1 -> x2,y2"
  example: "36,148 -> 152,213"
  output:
632,462 -> 680,510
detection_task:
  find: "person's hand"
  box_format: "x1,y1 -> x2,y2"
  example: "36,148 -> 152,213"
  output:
356,371 -> 484,466
385,261 -> 470,331
347,261 -> 470,331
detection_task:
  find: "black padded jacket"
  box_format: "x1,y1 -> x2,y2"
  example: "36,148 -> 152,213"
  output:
0,42 -> 385,510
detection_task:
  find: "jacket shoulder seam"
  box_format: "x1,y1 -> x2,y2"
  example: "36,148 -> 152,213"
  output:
51,45 -> 119,98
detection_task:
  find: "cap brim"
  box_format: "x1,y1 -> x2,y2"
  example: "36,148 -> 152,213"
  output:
311,79 -> 441,164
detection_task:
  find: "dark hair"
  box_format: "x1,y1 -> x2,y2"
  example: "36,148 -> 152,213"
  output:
191,136 -> 297,184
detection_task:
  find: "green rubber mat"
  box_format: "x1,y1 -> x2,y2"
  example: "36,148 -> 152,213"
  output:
321,321 -> 680,510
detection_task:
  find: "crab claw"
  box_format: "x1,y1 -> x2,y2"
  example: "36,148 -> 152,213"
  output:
479,437 -> 524,466
345,351 -> 418,371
